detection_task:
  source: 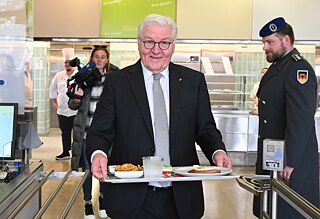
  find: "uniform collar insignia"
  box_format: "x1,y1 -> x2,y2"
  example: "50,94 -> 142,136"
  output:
292,54 -> 303,61
297,70 -> 308,84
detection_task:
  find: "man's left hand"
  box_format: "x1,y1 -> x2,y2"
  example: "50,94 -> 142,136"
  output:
213,151 -> 232,168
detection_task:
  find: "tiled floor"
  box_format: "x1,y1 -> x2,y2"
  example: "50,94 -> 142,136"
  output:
33,128 -> 257,219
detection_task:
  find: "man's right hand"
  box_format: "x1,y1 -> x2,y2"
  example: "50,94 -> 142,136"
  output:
91,153 -> 108,181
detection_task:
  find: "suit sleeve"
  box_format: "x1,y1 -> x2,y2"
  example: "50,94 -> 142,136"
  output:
195,74 -> 226,162
284,60 -> 317,168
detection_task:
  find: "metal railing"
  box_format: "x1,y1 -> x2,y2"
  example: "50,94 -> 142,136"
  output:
271,179 -> 320,219
237,174 -> 320,219
7,169 -> 89,219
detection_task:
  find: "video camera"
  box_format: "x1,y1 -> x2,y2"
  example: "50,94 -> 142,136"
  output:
66,57 -> 102,106
67,57 -> 102,89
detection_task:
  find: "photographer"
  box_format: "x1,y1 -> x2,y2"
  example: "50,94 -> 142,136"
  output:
69,46 -> 119,218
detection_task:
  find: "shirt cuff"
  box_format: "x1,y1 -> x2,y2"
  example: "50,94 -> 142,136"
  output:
212,149 -> 226,164
91,150 -> 107,163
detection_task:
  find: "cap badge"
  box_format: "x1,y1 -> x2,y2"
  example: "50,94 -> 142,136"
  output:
297,70 -> 308,84
269,23 -> 278,32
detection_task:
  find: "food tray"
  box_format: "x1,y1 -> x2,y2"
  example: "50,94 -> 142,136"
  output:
104,166 -> 238,183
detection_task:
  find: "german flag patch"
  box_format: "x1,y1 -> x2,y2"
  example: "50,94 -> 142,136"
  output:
297,70 -> 308,84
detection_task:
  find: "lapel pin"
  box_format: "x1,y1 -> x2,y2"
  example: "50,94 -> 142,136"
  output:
179,78 -> 182,81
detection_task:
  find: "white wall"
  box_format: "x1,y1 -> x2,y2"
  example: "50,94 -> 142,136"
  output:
252,0 -> 320,40
176,0 -> 252,39
34,0 -> 101,38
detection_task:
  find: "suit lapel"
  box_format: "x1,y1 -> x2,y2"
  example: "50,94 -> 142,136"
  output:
169,63 -> 183,140
126,62 -> 183,143
127,61 -> 153,138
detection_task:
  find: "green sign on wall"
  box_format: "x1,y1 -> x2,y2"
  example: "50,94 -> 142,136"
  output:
101,0 -> 176,38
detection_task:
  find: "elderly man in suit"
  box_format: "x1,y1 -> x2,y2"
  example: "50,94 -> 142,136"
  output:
86,14 -> 232,219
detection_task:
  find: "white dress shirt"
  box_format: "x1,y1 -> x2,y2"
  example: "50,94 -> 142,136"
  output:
141,62 -> 171,187
142,63 -> 170,138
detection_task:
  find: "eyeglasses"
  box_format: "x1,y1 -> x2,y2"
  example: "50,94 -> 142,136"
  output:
139,38 -> 173,50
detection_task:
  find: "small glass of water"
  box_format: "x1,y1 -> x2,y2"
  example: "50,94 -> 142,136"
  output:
142,156 -> 163,178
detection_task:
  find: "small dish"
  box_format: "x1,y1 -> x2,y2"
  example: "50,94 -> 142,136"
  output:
108,165 -> 116,174
114,171 -> 143,179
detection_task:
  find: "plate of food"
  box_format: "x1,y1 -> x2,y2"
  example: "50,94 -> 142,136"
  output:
114,163 -> 143,179
172,166 -> 232,177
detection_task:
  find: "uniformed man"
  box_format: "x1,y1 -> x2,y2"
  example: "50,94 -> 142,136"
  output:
254,17 -> 319,218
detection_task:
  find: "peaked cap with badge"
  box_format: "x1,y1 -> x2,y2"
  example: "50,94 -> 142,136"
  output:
259,17 -> 287,37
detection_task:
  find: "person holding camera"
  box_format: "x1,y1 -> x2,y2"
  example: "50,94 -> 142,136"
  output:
49,48 -> 77,160
69,46 -> 119,219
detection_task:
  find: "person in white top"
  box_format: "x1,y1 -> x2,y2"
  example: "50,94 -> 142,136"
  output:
24,59 -> 33,109
250,67 -> 268,109
49,48 -> 77,160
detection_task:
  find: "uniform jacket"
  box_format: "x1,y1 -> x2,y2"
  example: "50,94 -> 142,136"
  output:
255,48 -> 319,218
86,60 -> 227,219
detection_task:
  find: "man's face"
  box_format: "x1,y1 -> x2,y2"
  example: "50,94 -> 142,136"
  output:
138,24 -> 175,73
262,34 -> 286,63
64,60 -> 73,72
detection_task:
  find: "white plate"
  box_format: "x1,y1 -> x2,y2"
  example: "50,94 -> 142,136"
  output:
172,166 -> 232,177
114,171 -> 143,179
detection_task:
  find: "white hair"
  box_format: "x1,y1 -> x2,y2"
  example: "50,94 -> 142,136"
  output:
138,14 -> 177,40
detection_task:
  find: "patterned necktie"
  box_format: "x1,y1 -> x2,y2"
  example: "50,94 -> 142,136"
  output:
153,73 -> 170,165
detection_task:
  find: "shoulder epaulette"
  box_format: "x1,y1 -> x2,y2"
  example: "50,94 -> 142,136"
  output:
292,54 -> 304,62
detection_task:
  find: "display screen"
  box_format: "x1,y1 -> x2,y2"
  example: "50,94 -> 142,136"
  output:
0,103 -> 17,160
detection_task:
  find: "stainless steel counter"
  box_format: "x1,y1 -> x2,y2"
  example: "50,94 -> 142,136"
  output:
0,160 -> 43,218
199,110 -> 320,166
213,110 -> 320,152
212,110 -> 257,152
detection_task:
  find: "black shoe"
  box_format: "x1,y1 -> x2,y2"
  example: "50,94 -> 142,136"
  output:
55,152 -> 70,160
84,203 -> 95,219
98,196 -> 108,218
